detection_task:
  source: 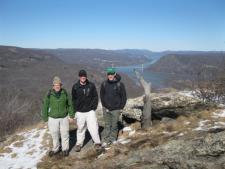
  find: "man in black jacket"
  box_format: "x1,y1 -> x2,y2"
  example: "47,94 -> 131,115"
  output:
72,70 -> 101,152
100,67 -> 127,146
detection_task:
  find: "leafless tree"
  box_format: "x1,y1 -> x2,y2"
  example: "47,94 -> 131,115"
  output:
135,69 -> 152,129
0,88 -> 32,138
191,64 -> 225,104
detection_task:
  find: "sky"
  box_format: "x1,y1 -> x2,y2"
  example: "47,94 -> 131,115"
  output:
0,0 -> 225,51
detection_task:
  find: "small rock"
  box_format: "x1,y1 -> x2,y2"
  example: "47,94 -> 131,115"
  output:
161,117 -> 175,123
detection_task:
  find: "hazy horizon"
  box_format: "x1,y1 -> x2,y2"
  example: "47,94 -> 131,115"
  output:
1,45 -> 225,53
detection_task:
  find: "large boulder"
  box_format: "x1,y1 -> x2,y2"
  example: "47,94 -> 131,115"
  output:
122,97 -> 144,121
88,130 -> 225,169
132,131 -> 225,169
122,91 -> 202,121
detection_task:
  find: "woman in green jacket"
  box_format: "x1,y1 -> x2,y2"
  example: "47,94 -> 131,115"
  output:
42,76 -> 75,157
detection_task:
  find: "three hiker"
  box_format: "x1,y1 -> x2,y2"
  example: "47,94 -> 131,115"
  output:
100,67 -> 127,146
71,70 -> 101,152
42,76 -> 75,157
42,68 -> 127,156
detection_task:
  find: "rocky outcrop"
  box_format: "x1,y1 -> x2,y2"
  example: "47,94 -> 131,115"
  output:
139,132 -> 225,169
122,91 -> 202,121
89,130 -> 225,169
37,91 -> 225,169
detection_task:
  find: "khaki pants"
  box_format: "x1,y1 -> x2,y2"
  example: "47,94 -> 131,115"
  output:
48,116 -> 69,152
76,110 -> 101,146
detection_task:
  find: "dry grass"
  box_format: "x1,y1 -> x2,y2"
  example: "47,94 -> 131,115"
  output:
37,105 -> 223,169
0,122 -> 47,157
15,122 -> 46,133
7,134 -> 25,144
38,155 -> 82,169
0,134 -> 25,154
118,130 -> 129,138
33,132 -> 40,138
11,153 -> 17,158
0,122 -> 44,149
0,147 -> 12,154
26,150 -> 35,155
40,130 -> 52,150
13,140 -> 24,148
158,88 -> 178,93
130,122 -> 141,130
129,106 -> 219,150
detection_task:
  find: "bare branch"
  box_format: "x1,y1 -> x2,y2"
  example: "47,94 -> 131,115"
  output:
134,69 -> 152,128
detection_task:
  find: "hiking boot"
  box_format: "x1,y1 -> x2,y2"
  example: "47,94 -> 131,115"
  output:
94,144 -> 102,151
94,144 -> 104,154
94,143 -> 102,148
62,150 -> 69,157
48,150 -> 60,157
74,145 -> 82,152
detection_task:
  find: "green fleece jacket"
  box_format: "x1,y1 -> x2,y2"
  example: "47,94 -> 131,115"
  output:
42,88 -> 75,122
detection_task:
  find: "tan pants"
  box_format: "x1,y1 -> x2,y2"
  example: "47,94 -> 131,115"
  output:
76,110 -> 101,146
48,116 -> 69,152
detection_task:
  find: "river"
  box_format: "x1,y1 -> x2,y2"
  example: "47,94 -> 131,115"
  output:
116,57 -> 172,88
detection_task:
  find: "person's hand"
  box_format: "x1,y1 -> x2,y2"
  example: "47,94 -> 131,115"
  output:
68,117 -> 75,123
42,121 -> 48,128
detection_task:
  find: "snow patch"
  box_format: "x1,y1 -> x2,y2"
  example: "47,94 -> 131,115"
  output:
122,127 -> 132,132
122,126 -> 136,137
213,110 -> 225,118
193,119 -> 225,131
217,104 -> 225,109
120,139 -> 131,145
193,120 -> 210,131
184,121 -> 191,125
162,131 -> 178,135
164,101 -> 170,106
215,121 -> 225,126
129,130 -> 136,136
117,138 -> 131,144
178,91 -> 195,98
178,133 -> 184,136
0,128 -> 48,169
105,147 -> 111,150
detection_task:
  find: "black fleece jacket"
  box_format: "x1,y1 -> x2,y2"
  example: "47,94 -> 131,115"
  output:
72,80 -> 98,112
100,74 -> 127,111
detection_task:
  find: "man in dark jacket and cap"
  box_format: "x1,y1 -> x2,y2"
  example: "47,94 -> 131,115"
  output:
72,70 -> 101,152
100,67 -> 127,147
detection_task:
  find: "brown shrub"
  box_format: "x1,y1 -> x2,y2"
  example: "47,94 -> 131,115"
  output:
0,88 -> 40,138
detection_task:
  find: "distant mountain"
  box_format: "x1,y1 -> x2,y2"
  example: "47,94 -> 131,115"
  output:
0,46 -> 86,115
0,46 -> 142,97
114,49 -> 155,58
22,48 -> 221,70
40,49 -> 209,69
148,52 -> 225,75
0,46 -> 82,89
39,48 -> 151,69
